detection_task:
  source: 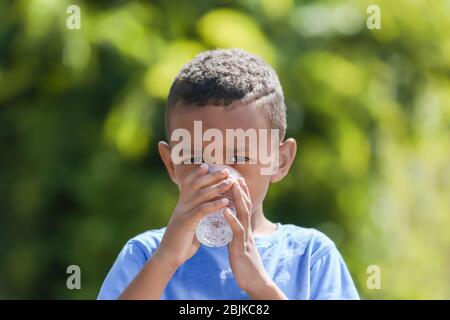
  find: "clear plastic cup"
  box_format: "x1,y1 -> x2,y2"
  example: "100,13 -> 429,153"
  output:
195,164 -> 242,247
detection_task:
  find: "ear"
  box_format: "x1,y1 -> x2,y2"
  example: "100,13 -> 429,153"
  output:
270,138 -> 297,183
158,141 -> 178,184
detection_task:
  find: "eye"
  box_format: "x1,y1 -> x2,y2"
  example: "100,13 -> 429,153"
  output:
182,156 -> 203,164
190,156 -> 204,164
229,156 -> 249,164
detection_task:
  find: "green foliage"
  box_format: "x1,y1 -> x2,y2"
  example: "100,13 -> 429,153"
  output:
0,0 -> 449,299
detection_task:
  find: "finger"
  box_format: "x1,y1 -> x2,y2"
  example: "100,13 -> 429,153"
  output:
237,179 -> 254,236
232,181 -> 251,232
193,167 -> 230,191
188,178 -> 234,209
191,198 -> 229,225
192,236 -> 201,248
223,208 -> 246,244
237,178 -> 251,207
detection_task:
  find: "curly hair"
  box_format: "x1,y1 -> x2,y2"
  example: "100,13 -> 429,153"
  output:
166,48 -> 286,140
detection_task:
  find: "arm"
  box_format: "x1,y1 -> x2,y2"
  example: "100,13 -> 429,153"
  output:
118,163 -> 233,299
119,254 -> 177,300
246,279 -> 288,300
224,179 -> 288,300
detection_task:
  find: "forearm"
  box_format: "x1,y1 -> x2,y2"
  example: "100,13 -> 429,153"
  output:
119,254 -> 177,300
247,280 -> 288,300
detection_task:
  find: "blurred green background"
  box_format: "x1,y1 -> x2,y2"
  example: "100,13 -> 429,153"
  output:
1,0 -> 449,299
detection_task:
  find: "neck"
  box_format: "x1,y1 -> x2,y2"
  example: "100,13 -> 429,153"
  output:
250,203 -> 278,236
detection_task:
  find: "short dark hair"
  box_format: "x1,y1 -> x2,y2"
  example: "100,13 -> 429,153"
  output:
165,48 -> 287,140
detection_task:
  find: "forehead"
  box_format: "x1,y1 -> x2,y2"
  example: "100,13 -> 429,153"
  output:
169,103 -> 270,137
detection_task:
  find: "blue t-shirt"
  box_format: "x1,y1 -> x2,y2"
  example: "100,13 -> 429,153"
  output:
98,223 -> 359,300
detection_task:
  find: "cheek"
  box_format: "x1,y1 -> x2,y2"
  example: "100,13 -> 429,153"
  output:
174,165 -> 197,186
240,171 -> 271,204
249,180 -> 270,204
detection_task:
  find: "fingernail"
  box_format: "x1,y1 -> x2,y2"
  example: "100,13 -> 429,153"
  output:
221,198 -> 229,204
200,163 -> 208,170
222,178 -> 232,185
220,168 -> 230,175
238,177 -> 245,184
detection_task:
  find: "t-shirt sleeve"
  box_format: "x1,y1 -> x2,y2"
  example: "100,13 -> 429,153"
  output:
97,241 -> 149,300
310,246 -> 359,300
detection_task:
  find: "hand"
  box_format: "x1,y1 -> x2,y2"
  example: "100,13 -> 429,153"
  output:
223,178 -> 288,300
153,163 -> 233,270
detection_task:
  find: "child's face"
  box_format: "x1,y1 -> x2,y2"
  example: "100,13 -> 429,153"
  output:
160,103 -> 296,213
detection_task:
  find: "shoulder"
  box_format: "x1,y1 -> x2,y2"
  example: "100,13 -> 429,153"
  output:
278,224 -> 336,249
276,224 -> 337,264
122,227 -> 166,259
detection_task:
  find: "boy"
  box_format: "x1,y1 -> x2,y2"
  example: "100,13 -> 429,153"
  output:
98,49 -> 359,300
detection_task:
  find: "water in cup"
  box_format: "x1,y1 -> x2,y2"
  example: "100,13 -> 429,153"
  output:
195,164 -> 242,247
